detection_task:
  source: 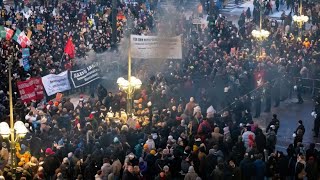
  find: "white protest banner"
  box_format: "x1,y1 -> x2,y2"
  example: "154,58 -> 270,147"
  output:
130,35 -> 182,59
42,71 -> 71,96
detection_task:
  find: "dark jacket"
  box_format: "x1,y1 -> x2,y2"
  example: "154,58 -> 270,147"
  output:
43,154 -> 61,177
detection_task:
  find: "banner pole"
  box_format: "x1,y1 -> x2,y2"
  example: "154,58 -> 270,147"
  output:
59,53 -> 65,68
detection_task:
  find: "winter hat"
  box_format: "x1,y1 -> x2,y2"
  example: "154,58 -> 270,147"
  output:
121,125 -> 128,132
150,150 -> 156,155
63,157 -> 69,164
113,137 -> 119,143
152,133 -> 158,140
188,166 -> 195,173
45,148 -> 55,155
163,165 -> 169,171
143,144 -> 149,150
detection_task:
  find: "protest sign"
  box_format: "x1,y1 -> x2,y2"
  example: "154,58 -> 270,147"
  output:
70,63 -> 101,88
130,35 -> 182,59
42,71 -> 71,96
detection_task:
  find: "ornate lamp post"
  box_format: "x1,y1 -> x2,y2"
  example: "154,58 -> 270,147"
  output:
251,0 -> 270,59
117,36 -> 142,114
0,61 -> 29,169
293,0 -> 308,37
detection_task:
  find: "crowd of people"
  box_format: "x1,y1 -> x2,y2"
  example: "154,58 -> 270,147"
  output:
0,0 -> 320,180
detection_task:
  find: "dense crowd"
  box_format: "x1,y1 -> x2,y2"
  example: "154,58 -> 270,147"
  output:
0,0 -> 320,180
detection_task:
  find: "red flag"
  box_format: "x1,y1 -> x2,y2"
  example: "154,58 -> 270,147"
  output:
64,37 -> 75,59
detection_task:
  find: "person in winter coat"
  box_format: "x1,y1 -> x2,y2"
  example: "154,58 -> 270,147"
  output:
266,114 -> 280,134
225,159 -> 241,180
295,153 -> 307,180
97,84 -> 108,102
184,166 -> 199,180
101,158 -> 112,179
111,155 -> 122,180
254,154 -> 266,180
266,125 -> 277,153
209,127 -> 223,146
59,157 -> 71,179
197,118 -> 211,140
184,97 -> 196,116
241,126 -> 255,150
122,165 -> 138,180
255,128 -> 266,153
42,148 -> 61,179
213,163 -> 224,180
145,135 -> 155,151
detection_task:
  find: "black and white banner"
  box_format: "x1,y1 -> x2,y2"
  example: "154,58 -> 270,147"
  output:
70,63 -> 101,88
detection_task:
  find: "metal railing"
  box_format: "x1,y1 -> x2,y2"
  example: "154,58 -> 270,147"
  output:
294,77 -> 320,96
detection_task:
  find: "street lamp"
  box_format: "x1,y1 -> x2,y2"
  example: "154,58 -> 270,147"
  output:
293,0 -> 308,36
117,76 -> 142,114
251,29 -> 270,41
0,60 -> 29,168
117,35 -> 142,114
251,0 -> 270,59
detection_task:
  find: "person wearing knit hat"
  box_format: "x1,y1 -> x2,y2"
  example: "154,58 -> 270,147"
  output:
45,148 -> 55,156
149,149 -> 156,155
184,166 -> 199,180
43,147 -> 60,179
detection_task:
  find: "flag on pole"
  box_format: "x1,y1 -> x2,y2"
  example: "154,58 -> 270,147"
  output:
64,37 -> 75,59
13,29 -> 32,48
0,26 -> 15,40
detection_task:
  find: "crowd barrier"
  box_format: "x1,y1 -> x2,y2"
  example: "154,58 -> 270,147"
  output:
294,77 -> 320,96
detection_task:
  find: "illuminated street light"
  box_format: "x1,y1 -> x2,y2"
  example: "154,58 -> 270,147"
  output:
251,29 -> 270,41
117,35 -> 142,114
251,1 -> 270,59
293,15 -> 309,27
117,76 -> 142,114
0,59 -> 28,169
293,0 -> 308,36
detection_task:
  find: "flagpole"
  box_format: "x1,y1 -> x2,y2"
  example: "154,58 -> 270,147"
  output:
59,53 -> 65,68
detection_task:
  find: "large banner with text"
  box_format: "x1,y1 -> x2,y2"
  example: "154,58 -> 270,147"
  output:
70,63 -> 101,88
17,78 -> 44,103
130,35 -> 182,59
42,71 -> 71,96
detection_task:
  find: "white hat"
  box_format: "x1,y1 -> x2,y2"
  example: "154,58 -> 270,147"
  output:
270,125 -> 275,129
63,157 -> 69,164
